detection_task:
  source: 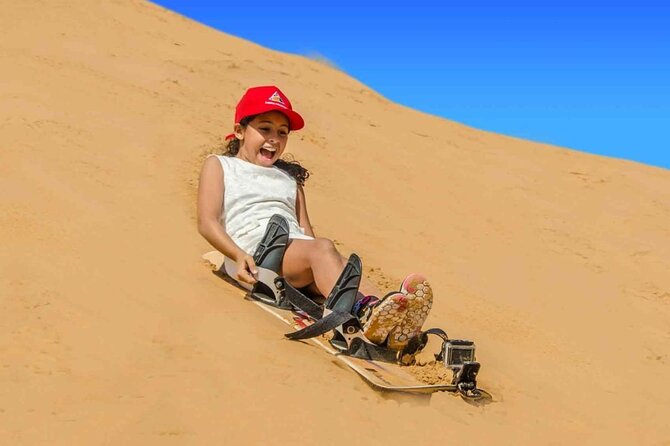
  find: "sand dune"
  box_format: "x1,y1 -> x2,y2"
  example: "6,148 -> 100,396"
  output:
1,1 -> 669,444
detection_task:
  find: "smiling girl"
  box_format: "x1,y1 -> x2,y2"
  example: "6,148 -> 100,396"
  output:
197,85 -> 433,350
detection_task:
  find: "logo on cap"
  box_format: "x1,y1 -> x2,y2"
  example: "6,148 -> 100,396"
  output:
265,91 -> 286,108
267,91 -> 285,106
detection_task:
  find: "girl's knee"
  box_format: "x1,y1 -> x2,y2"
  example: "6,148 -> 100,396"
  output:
312,237 -> 339,258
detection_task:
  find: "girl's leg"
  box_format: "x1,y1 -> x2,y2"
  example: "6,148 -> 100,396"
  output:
282,238 -> 432,351
282,238 -> 382,298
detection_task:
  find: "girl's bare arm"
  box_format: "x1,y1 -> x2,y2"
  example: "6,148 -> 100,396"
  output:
197,156 -> 257,284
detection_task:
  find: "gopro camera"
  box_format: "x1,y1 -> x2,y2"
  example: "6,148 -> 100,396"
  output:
442,339 -> 476,368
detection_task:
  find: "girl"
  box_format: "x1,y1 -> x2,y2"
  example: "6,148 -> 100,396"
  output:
197,85 -> 433,350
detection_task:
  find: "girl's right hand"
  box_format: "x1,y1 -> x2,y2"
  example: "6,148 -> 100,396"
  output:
235,254 -> 258,285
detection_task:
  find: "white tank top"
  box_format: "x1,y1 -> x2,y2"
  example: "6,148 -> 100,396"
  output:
214,155 -> 313,255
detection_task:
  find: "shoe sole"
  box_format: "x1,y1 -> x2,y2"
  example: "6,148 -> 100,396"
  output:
362,292 -> 408,345
387,274 -> 433,350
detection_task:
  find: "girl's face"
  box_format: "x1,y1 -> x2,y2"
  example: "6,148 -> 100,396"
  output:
235,111 -> 290,167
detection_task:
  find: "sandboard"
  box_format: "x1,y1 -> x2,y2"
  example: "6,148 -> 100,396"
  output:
203,251 -> 457,394
255,301 -> 457,394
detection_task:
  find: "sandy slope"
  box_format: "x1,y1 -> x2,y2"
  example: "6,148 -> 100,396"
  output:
1,1 -> 669,444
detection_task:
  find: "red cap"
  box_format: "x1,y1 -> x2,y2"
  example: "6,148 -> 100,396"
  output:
225,86 -> 304,140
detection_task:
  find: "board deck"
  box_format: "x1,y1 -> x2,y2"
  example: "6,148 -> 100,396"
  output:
203,251 -> 457,394
253,298 -> 456,394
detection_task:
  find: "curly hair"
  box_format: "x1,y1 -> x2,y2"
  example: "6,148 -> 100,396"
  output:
220,115 -> 310,186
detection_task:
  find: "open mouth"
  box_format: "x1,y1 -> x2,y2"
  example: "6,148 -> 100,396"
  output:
259,147 -> 276,160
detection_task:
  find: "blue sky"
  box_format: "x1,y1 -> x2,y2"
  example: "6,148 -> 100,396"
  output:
151,1 -> 669,170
